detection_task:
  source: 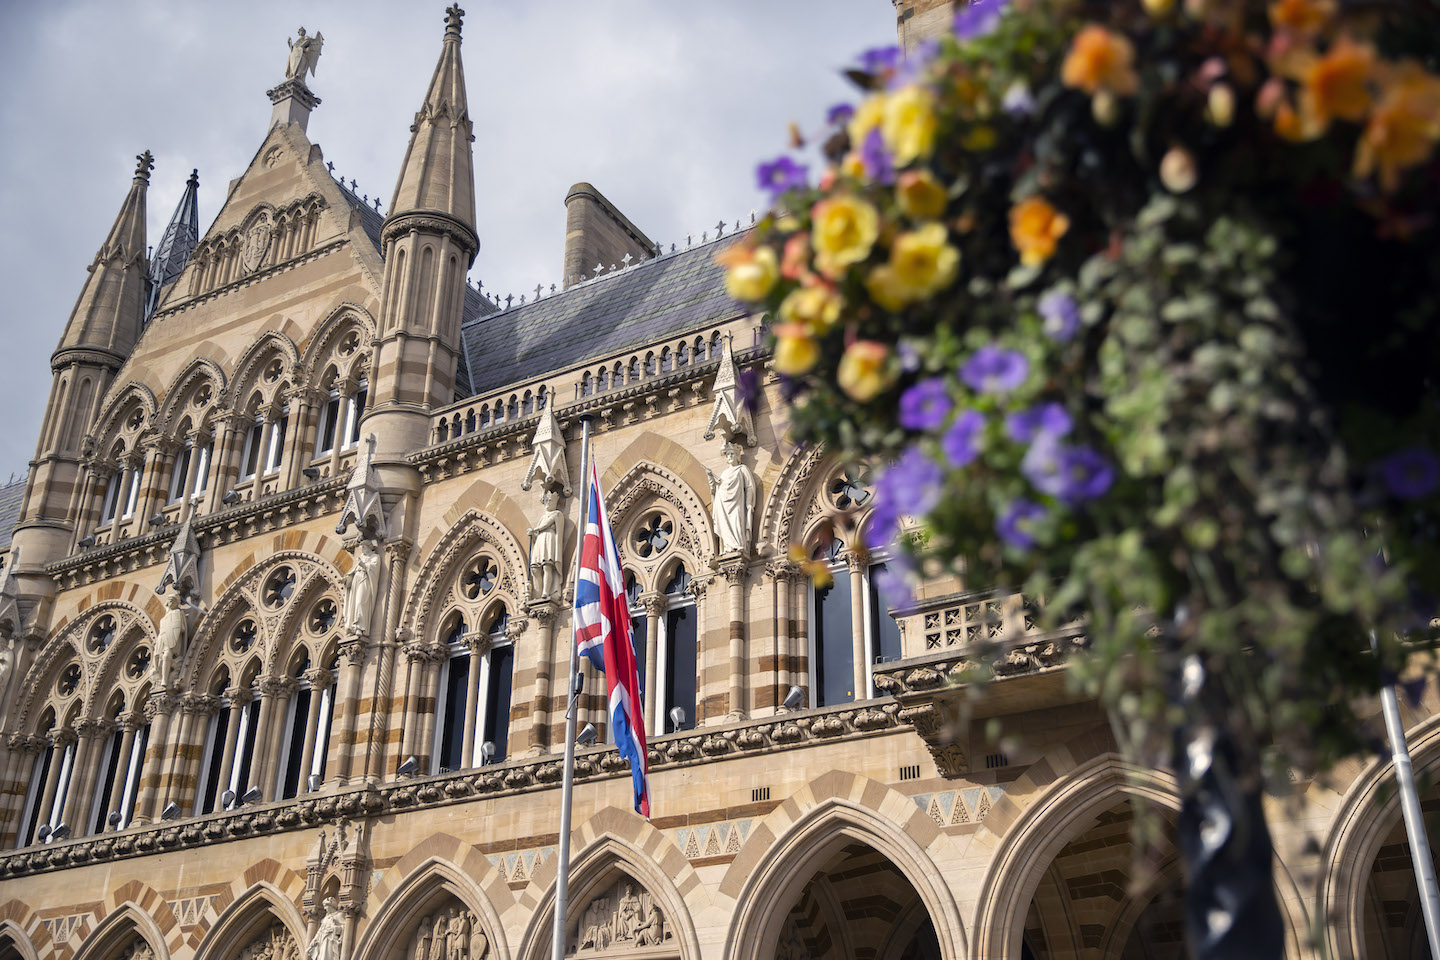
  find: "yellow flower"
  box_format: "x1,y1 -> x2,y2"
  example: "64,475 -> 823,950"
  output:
1062,25 -> 1139,97
837,340 -> 895,402
891,223 -> 960,298
1009,196 -> 1070,267
848,95 -> 887,148
1300,37 -> 1374,133
778,283 -> 844,335
1268,0 -> 1335,35
718,244 -> 778,302
896,170 -> 947,221
882,85 -> 939,165
1159,146 -> 1198,193
773,323 -> 820,376
1354,63 -> 1440,192
811,194 -> 879,278
840,152 -> 866,178
866,265 -> 911,312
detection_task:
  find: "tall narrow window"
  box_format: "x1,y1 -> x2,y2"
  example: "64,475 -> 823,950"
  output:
116,723 -> 148,828
867,561 -> 904,667
120,466 -> 141,519
626,574 -> 647,709
191,440 -> 213,497
278,669 -> 311,800
168,444 -> 193,503
196,703 -> 231,813
16,749 -> 50,848
810,540 -> 855,707
264,408 -> 289,475
342,380 -> 367,449
88,726 -> 124,835
240,420 -> 263,480
660,566 -> 696,733
479,609 -> 514,763
45,738 -> 77,836
433,616 -> 469,774
315,390 -> 340,456
231,688 -> 262,795
308,662 -> 336,789
99,470 -> 121,524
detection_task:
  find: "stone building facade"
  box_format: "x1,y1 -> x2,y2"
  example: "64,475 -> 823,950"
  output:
0,6 -> 1435,960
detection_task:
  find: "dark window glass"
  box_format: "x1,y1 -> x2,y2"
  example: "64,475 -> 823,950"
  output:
868,562 -> 904,665
20,749 -> 53,845
123,724 -> 149,824
439,654 -> 469,772
313,692 -> 333,782
631,612 -> 647,708
235,698 -> 262,794
242,423 -> 263,477
168,446 -> 192,502
90,729 -> 124,834
317,396 -> 339,454
664,605 -> 697,732
350,384 -> 368,445
485,645 -> 514,762
815,568 -> 855,706
280,687 -> 311,799
200,707 -> 231,812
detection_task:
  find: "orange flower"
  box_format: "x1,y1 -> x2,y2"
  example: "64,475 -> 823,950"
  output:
1300,37 -> 1374,133
1354,63 -> 1440,192
1009,196 -> 1070,267
836,340 -> 894,402
1062,25 -> 1138,97
1268,0 -> 1335,36
781,232 -> 813,281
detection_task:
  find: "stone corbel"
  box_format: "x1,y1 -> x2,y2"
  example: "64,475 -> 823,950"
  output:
897,698 -> 969,778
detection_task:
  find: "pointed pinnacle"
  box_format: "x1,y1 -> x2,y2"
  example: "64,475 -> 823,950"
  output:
444,4 -> 464,38
135,151 -> 155,182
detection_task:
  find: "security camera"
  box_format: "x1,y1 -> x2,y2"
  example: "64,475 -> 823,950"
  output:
160,802 -> 180,820
397,755 -> 419,777
782,685 -> 805,711
147,513 -> 166,527
221,789 -> 237,810
107,810 -> 122,827
481,741 -> 496,763
35,824 -> 50,842
242,785 -> 263,804
78,535 -> 96,548
50,823 -> 70,840
576,723 -> 598,747
302,466 -> 321,481
222,489 -> 240,505
669,707 -> 686,731
307,773 -> 322,792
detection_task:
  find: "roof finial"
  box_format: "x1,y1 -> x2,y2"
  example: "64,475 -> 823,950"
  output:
187,168 -> 199,186
134,151 -> 154,183
444,4 -> 464,39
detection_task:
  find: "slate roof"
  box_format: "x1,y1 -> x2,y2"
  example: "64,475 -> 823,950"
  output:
334,177 -> 386,254
0,478 -> 25,551
458,233 -> 746,398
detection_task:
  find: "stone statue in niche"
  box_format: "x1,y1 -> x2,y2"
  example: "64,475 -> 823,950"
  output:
526,488 -> 565,602
410,906 -> 484,960
306,898 -> 343,960
286,27 -> 324,82
154,593 -> 205,690
704,441 -> 757,556
0,637 -> 13,698
343,538 -> 380,637
569,878 -> 671,955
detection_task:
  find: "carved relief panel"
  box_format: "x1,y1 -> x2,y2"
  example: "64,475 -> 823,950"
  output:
234,925 -> 299,960
568,878 -> 674,956
405,900 -> 489,960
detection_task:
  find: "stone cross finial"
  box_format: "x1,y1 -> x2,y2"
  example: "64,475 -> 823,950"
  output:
135,151 -> 155,182
550,283 -> 556,294
621,252 -> 633,267
505,294 -> 513,308
444,4 -> 465,37
593,263 -> 603,277
715,219 -> 726,237
535,283 -> 543,299
327,161 -> 335,173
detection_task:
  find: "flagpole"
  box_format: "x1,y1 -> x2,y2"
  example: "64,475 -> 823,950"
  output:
551,413 -> 593,960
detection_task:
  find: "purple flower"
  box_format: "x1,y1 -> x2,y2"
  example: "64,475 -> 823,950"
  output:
1023,437 -> 1114,503
954,0 -> 1009,40
897,340 -> 922,373
756,156 -> 809,202
887,40 -> 940,90
1039,290 -> 1081,342
827,103 -> 855,126
1006,402 -> 1072,444
996,498 -> 1045,550
899,378 -> 953,430
942,409 -> 985,466
870,446 -> 944,545
1381,447 -> 1440,499
859,45 -> 902,75
737,367 -> 762,415
961,345 -> 1029,394
872,551 -> 916,607
860,128 -> 896,185
1002,80 -> 1036,116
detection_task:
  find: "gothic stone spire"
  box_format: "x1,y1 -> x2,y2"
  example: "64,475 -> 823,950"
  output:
146,168 -> 200,320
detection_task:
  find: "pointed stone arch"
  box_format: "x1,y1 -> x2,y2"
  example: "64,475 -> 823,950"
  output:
516,805 -> 706,960
228,331 -> 301,411
90,383 -> 159,454
75,881 -> 182,960
605,457 -> 712,567
156,359 -> 229,434
188,860 -> 307,955
13,636 -> 82,733
0,916 -> 44,960
721,769 -> 967,960
72,899 -> 173,960
73,599 -> 158,720
298,302 -> 378,383
402,506 -> 529,645
355,838 -> 513,960
758,443 -> 826,552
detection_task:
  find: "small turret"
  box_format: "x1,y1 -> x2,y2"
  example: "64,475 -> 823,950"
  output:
367,4 -> 478,458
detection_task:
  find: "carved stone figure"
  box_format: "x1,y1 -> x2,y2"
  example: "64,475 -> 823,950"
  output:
633,901 -> 664,946
0,638 -> 13,698
446,911 -> 467,960
286,27 -> 324,82
412,916 -> 431,960
428,915 -> 446,960
154,593 -> 188,689
526,489 -> 564,601
705,442 -> 756,556
570,879 -> 670,954
306,898 -> 342,960
468,923 -> 489,960
616,884 -> 640,940
343,539 -> 380,637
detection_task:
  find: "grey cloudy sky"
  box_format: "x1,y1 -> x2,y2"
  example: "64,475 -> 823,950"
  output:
0,0 -> 894,480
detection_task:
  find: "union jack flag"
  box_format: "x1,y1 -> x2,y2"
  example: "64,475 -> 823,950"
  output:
574,456 -> 651,817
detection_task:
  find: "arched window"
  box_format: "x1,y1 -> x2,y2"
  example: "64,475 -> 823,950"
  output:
582,372 -> 594,397
660,347 -> 673,373
315,385 -> 342,456
658,565 -> 696,733
677,341 -> 690,366
433,614 -> 470,774
479,607 -> 514,763
865,561 -> 904,667
809,538 -> 856,708
276,655 -> 311,800
597,368 -> 609,392
625,573 -> 648,713
710,331 -> 723,358
478,405 -> 490,429
645,352 -> 658,376
264,405 -> 290,475
99,467 -> 125,524
629,357 -> 641,382
99,712 -> 148,832
168,438 -> 214,503
341,379 -> 368,450
240,416 -> 264,480
195,668 -> 262,813
507,395 -> 519,420
15,716 -> 56,847
523,390 -> 535,414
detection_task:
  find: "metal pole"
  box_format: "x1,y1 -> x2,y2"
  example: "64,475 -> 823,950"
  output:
551,414 -> 592,960
1372,631 -> 1440,958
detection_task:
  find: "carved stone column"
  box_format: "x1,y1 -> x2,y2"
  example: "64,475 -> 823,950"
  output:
846,553 -> 869,703
765,561 -> 798,712
719,559 -> 748,720
461,633 -> 491,768
640,593 -> 666,731
167,694 -> 220,813
330,640 -> 368,786
364,538 -> 410,784
399,643 -> 428,764
69,467 -> 99,544
299,668 -> 333,791
132,441 -> 172,529
216,689 -> 251,804
0,734 -> 43,845
256,676 -> 299,798
526,601 -> 558,754
134,692 -> 178,823
414,645 -> 447,772
61,717 -> 109,832
282,387 -> 318,489
36,728 -> 76,831
206,413 -> 240,511
787,566 -> 810,703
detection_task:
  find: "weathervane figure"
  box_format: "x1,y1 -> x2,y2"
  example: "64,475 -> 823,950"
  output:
286,27 -> 324,83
